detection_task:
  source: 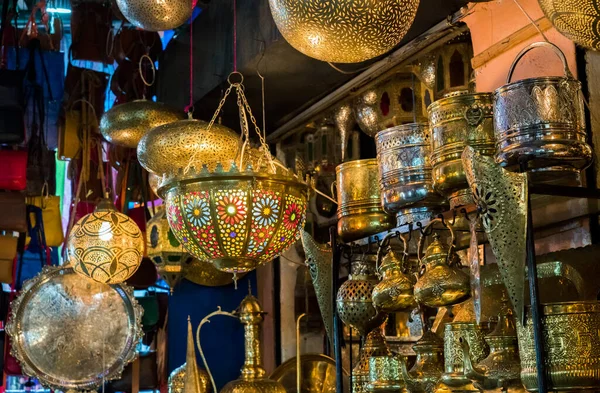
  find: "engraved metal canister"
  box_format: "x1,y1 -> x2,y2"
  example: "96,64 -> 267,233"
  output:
517,301 -> 600,391
375,123 -> 446,226
336,159 -> 395,242
444,322 -> 489,375
494,42 -> 592,180
428,92 -> 496,208
368,356 -> 407,393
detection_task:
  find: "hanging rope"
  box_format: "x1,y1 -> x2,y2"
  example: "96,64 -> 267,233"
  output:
184,1 -> 195,115
233,0 -> 237,72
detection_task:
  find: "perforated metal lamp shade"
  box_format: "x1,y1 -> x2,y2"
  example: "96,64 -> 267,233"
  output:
115,0 -> 192,32
539,0 -> 600,50
268,0 -> 421,63
67,199 -> 144,284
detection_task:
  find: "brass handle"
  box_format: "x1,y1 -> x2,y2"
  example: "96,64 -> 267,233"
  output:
416,218 -> 456,268
506,41 -> 573,84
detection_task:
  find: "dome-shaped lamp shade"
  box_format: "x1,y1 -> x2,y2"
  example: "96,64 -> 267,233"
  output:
539,0 -> 600,50
100,100 -> 185,149
68,199 -> 145,284
268,0 -> 420,63
115,0 -> 192,32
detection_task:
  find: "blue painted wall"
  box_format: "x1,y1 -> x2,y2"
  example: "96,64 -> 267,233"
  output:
167,272 -> 257,391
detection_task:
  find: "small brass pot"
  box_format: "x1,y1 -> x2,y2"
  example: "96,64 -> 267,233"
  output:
428,92 -> 495,208
335,159 -> 395,242
375,123 -> 446,225
368,356 -> 407,393
517,301 -> 600,391
372,244 -> 416,313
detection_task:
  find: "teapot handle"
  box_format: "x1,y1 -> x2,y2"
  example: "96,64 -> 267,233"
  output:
399,233 -> 409,272
196,307 -> 239,393
416,218 -> 456,267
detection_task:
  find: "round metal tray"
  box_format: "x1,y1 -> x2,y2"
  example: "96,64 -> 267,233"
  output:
6,267 -> 143,391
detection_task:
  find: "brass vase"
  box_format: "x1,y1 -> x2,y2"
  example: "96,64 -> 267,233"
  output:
337,254 -> 387,337
414,219 -> 470,308
461,309 -> 525,393
368,355 -> 407,393
353,328 -> 391,393
400,330 -> 445,393
372,240 -> 416,312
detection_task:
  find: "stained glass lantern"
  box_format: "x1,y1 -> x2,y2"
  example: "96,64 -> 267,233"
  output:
163,163 -> 308,274
146,205 -> 189,291
67,198 -> 144,284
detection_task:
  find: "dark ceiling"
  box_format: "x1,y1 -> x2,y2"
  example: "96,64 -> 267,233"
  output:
157,0 -> 470,135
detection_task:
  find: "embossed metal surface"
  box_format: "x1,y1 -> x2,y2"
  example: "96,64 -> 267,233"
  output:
100,100 -> 185,148
169,363 -> 187,393
372,247 -> 416,312
334,102 -> 355,162
352,329 -> 391,393
269,354 -> 338,393
368,356 -> 407,393
462,146 -> 527,324
6,267 -> 142,391
336,159 -> 395,242
428,92 -> 495,208
185,258 -> 238,287
137,119 -> 241,180
375,123 -> 445,225
444,322 -> 488,375
115,0 -> 192,32
401,331 -> 444,393
268,0 -> 420,63
300,231 -> 334,344
337,255 -> 387,337
354,74 -> 428,137
517,301 -> 600,391
494,42 -> 592,176
539,0 -> 600,51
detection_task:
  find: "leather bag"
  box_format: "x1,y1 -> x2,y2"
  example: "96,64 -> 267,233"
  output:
0,150 -> 27,190
0,192 -> 26,232
25,195 -> 63,247
0,235 -> 17,284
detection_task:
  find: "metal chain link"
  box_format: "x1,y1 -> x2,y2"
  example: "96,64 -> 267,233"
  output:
206,84 -> 234,130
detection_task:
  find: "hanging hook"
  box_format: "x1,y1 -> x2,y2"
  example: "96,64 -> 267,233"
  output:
448,209 -> 458,226
407,223 -> 413,244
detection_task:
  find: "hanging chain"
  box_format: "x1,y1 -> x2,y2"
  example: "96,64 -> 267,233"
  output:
206,84 -> 234,130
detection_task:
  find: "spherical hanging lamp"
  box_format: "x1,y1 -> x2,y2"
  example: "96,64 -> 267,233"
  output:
115,0 -> 192,32
538,0 -> 600,50
67,198 -> 144,284
137,118 -> 242,181
100,100 -> 185,148
268,0 -> 420,63
146,205 -> 189,291
156,73 -> 309,274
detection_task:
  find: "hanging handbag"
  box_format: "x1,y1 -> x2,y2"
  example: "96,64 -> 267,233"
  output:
63,58 -> 109,120
4,232 -> 25,376
16,205 -> 51,287
70,2 -> 113,64
0,149 -> 27,190
25,194 -> 63,247
0,235 -> 17,284
57,109 -> 81,160
0,192 -> 26,232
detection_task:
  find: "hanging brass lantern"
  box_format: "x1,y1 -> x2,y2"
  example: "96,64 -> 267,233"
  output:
353,328 -> 391,393
185,258 -> 238,287
100,100 -> 185,148
67,198 -> 144,284
337,254 -> 387,337
539,0 -> 600,51
159,74 -> 309,274
146,205 -> 188,291
137,118 -> 242,181
115,0 -> 192,32
268,0 -> 420,63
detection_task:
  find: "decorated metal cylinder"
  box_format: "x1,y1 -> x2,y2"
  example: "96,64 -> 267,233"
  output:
336,159 -> 395,242
517,301 -> 600,391
367,356 -> 407,393
444,322 -> 489,375
375,123 -> 445,225
428,92 -> 496,208
494,42 -> 592,179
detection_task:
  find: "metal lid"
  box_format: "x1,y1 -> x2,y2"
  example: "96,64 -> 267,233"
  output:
413,330 -> 444,351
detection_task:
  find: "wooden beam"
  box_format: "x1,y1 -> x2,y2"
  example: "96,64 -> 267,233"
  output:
471,16 -> 553,69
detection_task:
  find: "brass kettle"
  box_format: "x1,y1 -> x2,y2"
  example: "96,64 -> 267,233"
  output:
461,309 -> 526,393
372,234 -> 416,313
414,219 -> 470,308
400,329 -> 445,393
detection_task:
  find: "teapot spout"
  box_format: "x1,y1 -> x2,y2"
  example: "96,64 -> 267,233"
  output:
460,338 -> 486,382
399,356 -> 413,384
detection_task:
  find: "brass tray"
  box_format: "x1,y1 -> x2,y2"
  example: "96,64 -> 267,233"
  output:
270,354 -> 346,393
6,267 -> 143,391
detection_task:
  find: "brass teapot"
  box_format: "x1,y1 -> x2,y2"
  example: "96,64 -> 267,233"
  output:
461,309 -> 525,393
372,234 -> 416,313
414,219 -> 470,308
400,329 -> 445,393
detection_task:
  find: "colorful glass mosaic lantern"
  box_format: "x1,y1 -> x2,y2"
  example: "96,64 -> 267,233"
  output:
157,72 -> 309,274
